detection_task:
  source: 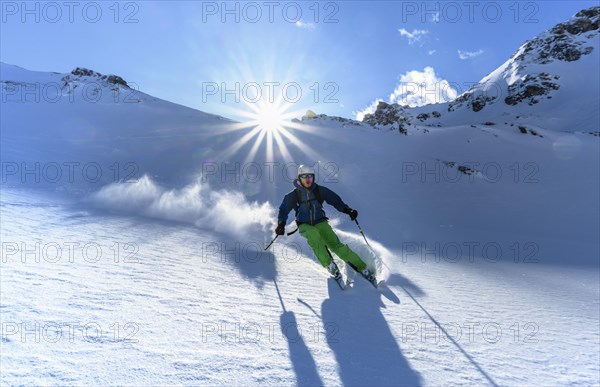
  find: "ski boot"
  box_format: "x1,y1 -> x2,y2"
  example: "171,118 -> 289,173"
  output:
327,261 -> 348,290
327,261 -> 342,279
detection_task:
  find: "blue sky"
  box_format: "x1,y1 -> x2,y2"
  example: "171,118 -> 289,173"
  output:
1,0 -> 597,122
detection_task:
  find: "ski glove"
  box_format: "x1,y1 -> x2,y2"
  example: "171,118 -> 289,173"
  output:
343,207 -> 358,221
275,222 -> 285,236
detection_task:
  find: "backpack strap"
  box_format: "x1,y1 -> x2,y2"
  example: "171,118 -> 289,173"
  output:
314,185 -> 323,205
295,188 -> 302,207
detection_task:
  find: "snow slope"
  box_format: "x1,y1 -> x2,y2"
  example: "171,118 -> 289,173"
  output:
0,62 -> 234,188
1,7 -> 599,386
1,184 -> 598,385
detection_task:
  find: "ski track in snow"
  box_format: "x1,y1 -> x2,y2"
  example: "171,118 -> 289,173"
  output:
1,189 -> 598,386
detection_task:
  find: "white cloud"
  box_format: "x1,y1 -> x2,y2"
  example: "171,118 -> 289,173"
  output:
458,49 -> 484,59
355,67 -> 458,121
295,20 -> 316,30
390,66 -> 458,107
398,28 -> 429,45
428,50 -> 437,55
431,12 -> 440,22
353,98 -> 383,121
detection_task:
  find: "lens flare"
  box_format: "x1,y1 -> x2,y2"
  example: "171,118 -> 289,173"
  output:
215,98 -> 326,164
256,102 -> 285,133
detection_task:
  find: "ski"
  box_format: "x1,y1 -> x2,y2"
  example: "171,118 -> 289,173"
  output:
308,260 -> 352,290
332,272 -> 352,290
325,257 -> 353,290
362,272 -> 380,288
347,262 -> 380,288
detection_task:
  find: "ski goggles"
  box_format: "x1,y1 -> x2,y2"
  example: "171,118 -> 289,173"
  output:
299,173 -> 315,179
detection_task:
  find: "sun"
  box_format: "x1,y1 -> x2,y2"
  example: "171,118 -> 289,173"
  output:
214,97 -> 328,164
256,102 -> 285,133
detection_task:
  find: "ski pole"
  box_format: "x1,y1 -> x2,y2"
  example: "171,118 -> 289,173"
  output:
354,218 -> 393,273
354,219 -> 372,248
265,235 -> 279,250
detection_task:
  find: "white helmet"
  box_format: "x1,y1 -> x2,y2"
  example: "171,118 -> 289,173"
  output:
297,164 -> 316,177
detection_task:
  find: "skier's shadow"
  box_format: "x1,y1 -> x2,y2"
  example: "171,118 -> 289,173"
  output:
216,238 -> 278,289
321,280 -> 423,386
236,248 -> 277,285
280,311 -> 324,386
385,272 -> 425,297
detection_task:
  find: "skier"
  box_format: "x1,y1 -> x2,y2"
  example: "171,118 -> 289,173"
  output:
275,164 -> 377,286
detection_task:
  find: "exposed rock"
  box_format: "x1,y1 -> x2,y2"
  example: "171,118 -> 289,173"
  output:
362,101 -> 412,134
448,92 -> 496,112
471,95 -> 495,112
518,126 -> 544,137
106,75 -> 128,87
447,93 -> 471,112
71,67 -> 98,77
457,165 -> 476,175
304,109 -> 316,119
68,67 -> 130,88
441,160 -> 480,176
516,6 -> 598,64
505,73 -> 560,106
446,7 -> 597,114
299,113 -> 363,128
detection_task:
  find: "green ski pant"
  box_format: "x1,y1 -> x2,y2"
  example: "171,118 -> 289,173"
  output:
299,221 -> 366,271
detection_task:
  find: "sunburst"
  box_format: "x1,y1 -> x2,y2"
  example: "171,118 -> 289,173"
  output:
216,97 -> 325,164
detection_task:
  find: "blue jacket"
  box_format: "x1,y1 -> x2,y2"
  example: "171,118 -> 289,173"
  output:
278,179 -> 350,226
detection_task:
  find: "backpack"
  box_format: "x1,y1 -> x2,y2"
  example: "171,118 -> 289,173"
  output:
294,184 -> 323,207
287,185 -> 325,235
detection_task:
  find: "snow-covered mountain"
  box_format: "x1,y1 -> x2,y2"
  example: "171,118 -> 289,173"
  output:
1,62 -> 234,187
2,7 -> 598,187
1,6 -> 599,386
357,6 -> 600,135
